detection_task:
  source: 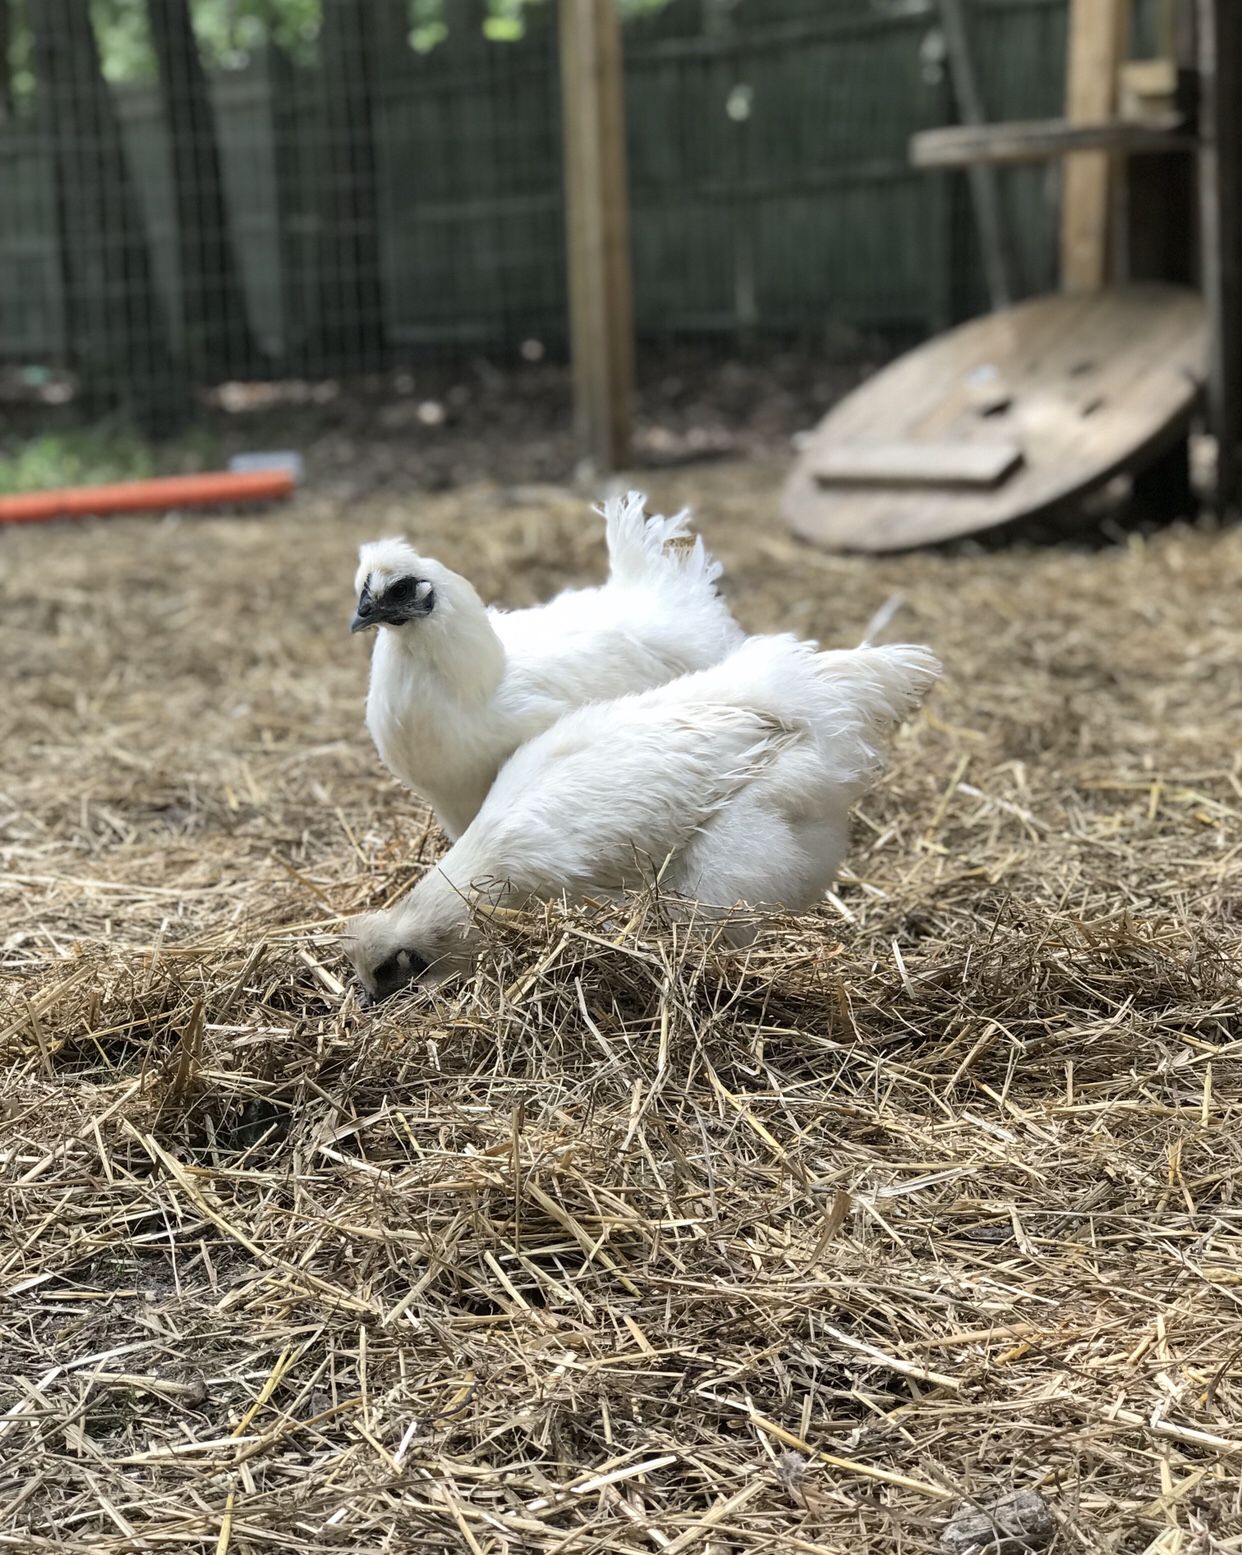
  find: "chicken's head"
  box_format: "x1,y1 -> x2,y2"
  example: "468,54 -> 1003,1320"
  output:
344,898 -> 475,1006
344,908 -> 434,1006
351,537 -> 440,633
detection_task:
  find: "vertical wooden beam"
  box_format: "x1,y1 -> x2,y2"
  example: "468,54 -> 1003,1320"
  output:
560,0 -> 635,474
1198,0 -> 1242,513
1060,0 -> 1129,292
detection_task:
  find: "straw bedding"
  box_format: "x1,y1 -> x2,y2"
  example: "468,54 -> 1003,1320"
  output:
1,460 -> 1240,1553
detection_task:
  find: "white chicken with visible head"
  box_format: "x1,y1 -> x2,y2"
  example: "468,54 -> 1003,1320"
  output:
346,632 -> 941,1004
351,492 -> 742,839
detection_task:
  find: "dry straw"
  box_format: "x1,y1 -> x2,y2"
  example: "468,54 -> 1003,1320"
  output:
1,467 -> 1239,1552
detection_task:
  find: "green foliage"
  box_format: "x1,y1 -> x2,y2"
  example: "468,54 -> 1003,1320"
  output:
189,0 -> 321,68
1,0 -> 681,96
88,0 -> 324,80
6,0 -> 35,104
91,0 -> 155,82
0,429 -> 156,494
410,0 -> 447,53
0,424 -> 221,493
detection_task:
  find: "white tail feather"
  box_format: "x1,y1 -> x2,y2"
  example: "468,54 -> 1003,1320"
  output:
810,642 -> 941,785
598,490 -> 723,591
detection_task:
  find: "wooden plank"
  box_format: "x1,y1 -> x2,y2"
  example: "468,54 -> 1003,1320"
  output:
937,0 -> 1011,309
1197,0 -> 1242,513
559,0 -> 635,474
782,286 -> 1207,551
911,115 -> 1189,169
1118,59 -> 1177,119
1060,0 -> 1130,293
812,441 -> 1023,490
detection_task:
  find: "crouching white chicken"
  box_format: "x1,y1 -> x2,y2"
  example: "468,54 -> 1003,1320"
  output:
351,492 -> 743,840
346,633 -> 941,1004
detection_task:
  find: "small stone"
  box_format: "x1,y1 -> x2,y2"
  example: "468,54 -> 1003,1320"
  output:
940,1490 -> 1054,1555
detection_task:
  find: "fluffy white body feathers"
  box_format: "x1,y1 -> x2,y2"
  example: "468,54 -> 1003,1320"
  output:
348,634 -> 940,1002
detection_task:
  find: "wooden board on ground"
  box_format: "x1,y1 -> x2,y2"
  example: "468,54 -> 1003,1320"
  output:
782,285 -> 1207,553
812,440 -> 1023,490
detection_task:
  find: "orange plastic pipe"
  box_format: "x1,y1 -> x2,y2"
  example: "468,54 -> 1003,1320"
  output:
0,468 -> 295,525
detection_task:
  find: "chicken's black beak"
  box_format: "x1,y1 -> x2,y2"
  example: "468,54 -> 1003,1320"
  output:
350,580 -> 376,632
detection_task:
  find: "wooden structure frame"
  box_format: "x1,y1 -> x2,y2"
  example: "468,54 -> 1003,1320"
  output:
555,0 -> 1239,505
782,0 -> 1242,551
909,0 -> 1240,514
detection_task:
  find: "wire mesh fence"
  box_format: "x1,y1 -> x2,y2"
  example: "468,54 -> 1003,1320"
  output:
0,0 -> 1165,433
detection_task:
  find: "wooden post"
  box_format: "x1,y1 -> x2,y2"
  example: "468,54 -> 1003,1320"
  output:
1060,0 -> 1129,292
1198,0 -> 1242,513
559,0 -> 634,474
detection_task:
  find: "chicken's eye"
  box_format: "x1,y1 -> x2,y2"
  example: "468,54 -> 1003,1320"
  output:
387,577 -> 415,602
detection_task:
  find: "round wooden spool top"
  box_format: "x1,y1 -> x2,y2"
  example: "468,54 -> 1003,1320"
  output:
782,285 -> 1208,553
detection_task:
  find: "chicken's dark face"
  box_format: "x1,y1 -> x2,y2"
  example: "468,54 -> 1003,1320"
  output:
350,572 -> 437,633
346,904 -> 471,1009
358,945 -> 431,1006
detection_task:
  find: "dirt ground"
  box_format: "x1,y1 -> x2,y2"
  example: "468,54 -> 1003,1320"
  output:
1,455 -> 1240,1553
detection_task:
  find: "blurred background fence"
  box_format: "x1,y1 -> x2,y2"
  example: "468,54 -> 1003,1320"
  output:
0,0 -> 1166,432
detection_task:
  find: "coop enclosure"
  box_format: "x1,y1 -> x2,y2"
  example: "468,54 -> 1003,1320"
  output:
0,0 -> 1174,428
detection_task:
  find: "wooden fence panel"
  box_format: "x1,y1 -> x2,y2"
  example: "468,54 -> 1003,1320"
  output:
0,0 -> 1071,378
0,134 -> 64,361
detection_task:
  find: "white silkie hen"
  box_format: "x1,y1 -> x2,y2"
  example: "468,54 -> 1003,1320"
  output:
350,493 -> 743,839
346,633 -> 940,1004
